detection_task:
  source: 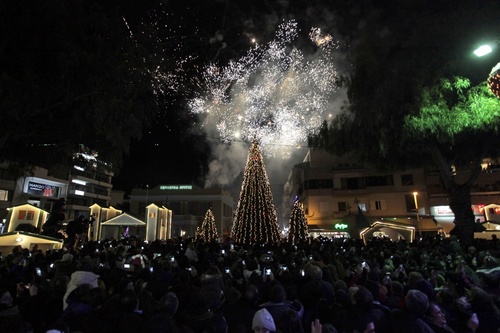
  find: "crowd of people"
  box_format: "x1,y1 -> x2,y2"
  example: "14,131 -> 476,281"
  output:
1,234 -> 500,333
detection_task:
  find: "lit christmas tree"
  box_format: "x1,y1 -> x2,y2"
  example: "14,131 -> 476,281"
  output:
231,139 -> 282,244
287,200 -> 308,244
197,208 -> 219,241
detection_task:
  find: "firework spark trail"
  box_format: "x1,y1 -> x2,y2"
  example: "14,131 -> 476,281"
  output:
189,20 -> 340,158
122,12 -> 198,102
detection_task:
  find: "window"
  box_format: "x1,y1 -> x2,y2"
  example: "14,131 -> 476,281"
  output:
0,189 -> 8,201
341,177 -> 362,189
307,179 -> 333,189
370,200 -> 387,211
405,194 -> 418,212
365,175 -> 394,187
17,210 -> 35,220
338,202 -> 347,212
401,174 -> 414,186
149,212 -> 156,218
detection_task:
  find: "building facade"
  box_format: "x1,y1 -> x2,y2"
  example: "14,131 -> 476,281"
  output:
128,184 -> 234,239
0,159 -> 115,233
281,149 -> 500,240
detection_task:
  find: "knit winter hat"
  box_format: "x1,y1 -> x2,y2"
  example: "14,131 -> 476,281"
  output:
252,308 -> 276,331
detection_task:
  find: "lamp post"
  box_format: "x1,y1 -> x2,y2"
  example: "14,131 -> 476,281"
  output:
413,191 -> 421,239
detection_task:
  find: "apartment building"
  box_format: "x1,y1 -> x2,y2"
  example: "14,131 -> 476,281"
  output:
281,150 -> 500,240
0,157 -> 114,233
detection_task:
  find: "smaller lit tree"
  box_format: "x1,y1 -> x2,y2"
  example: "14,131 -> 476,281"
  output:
287,200 -> 308,244
198,208 -> 219,242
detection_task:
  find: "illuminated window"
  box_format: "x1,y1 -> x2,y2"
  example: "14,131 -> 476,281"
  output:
0,189 -> 8,201
405,194 -> 418,212
17,210 -> 35,220
149,212 -> 156,218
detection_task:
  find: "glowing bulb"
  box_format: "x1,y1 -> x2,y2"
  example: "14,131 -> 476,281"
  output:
474,45 -> 493,57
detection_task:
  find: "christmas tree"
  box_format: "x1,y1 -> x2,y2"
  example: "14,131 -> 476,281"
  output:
231,139 -> 281,244
287,200 -> 308,244
197,208 -> 219,241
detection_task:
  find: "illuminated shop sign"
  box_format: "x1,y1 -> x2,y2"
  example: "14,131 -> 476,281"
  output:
159,185 -> 193,190
335,223 -> 348,230
27,181 -> 60,197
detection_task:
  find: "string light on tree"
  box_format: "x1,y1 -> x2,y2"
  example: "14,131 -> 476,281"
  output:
197,208 -> 219,241
489,63 -> 500,98
287,200 -> 308,244
231,139 -> 281,244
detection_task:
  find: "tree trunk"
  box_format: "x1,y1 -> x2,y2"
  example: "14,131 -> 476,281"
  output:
431,144 -> 483,246
447,182 -> 475,245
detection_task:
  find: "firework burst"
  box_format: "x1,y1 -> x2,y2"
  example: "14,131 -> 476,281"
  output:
189,20 -> 340,158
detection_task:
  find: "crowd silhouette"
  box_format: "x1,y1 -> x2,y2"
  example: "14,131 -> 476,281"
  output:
1,234 -> 500,333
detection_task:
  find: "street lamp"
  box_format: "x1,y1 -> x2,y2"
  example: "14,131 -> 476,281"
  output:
474,44 -> 493,57
413,191 -> 421,238
473,39 -> 500,98
474,39 -> 499,57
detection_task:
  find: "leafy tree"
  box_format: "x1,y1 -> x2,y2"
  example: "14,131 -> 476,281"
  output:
309,0 -> 500,244
405,78 -> 500,243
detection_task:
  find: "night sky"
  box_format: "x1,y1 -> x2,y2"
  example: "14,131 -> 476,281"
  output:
111,0 -> 351,200
110,0 -> 499,205
2,0 -> 498,209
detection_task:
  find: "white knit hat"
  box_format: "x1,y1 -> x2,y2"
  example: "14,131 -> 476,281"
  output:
252,308 -> 276,331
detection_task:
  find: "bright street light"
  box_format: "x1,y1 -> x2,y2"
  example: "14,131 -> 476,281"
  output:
474,44 -> 493,57
413,192 -> 422,239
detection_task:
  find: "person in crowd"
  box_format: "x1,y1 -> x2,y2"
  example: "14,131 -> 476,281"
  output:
342,309 -> 375,333
57,284 -> 105,332
276,309 -> 304,333
252,308 -> 276,333
185,241 -> 199,264
2,235 -> 500,333
177,292 -> 228,333
52,253 -> 76,281
62,257 -> 101,310
222,284 -> 260,333
424,301 -> 478,333
299,264 -> 334,326
390,289 -> 435,333
259,283 -> 303,325
467,286 -> 499,333
0,289 -> 33,332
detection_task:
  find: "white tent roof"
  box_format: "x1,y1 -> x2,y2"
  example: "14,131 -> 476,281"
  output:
100,213 -> 146,226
